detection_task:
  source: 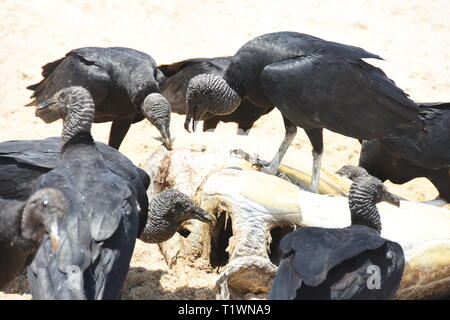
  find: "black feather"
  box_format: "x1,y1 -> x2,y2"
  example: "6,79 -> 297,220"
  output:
359,102 -> 450,202
26,47 -> 163,149
26,133 -> 141,299
0,137 -> 149,237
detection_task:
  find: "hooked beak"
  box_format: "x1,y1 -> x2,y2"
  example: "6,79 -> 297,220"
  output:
48,214 -> 64,252
159,126 -> 173,150
184,118 -> 191,132
49,233 -> 60,252
381,190 -> 401,207
184,105 -> 205,133
189,206 -> 217,225
48,224 -> 61,253
184,107 -> 195,133
163,138 -> 173,151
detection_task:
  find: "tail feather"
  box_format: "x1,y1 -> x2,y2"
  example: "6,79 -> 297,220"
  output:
26,83 -> 40,91
26,56 -> 66,102
158,58 -> 211,77
41,57 -> 65,78
25,99 -> 37,107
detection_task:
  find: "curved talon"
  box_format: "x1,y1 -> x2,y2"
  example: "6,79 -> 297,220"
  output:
251,163 -> 262,169
254,158 -> 271,169
230,148 -> 247,159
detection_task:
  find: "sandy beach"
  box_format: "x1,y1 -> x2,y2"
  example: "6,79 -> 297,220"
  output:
1,0 -> 449,299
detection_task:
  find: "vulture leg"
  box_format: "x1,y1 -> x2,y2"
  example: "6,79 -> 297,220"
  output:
108,119 -> 132,150
263,116 -> 298,174
231,116 -> 297,175
304,128 -> 324,193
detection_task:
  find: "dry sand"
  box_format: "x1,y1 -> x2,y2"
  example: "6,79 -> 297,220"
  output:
1,0 -> 449,300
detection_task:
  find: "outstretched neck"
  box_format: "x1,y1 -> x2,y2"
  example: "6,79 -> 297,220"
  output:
348,181 -> 382,232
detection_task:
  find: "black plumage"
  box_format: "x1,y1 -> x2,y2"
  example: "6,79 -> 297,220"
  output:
0,137 -> 150,237
158,57 -> 273,134
22,86 -> 215,299
185,32 -> 422,192
359,102 -> 450,202
268,165 -> 405,300
26,86 -> 144,299
27,47 -> 172,150
0,137 -> 217,245
0,188 -> 66,290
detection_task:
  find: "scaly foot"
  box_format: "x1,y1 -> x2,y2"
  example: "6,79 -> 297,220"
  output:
230,149 -> 279,175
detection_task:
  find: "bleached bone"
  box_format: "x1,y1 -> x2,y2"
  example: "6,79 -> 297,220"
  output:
144,146 -> 450,300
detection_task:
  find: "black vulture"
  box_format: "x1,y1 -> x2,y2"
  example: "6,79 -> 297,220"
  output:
185,32 -> 422,192
20,86 -> 140,299
140,189 -> 216,244
26,47 -> 171,150
359,102 -> 450,203
359,143 -> 449,204
0,188 -> 66,290
26,86 -> 142,299
0,137 -> 150,237
158,57 -> 274,134
268,165 -> 405,300
21,86 -> 214,299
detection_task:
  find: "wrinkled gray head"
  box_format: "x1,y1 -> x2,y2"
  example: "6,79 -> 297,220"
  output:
140,189 -> 216,243
141,93 -> 172,150
185,73 -> 241,132
21,188 -> 67,251
336,165 -> 400,232
335,165 -> 370,181
35,86 -> 95,145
